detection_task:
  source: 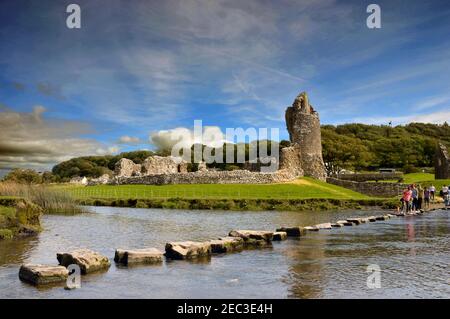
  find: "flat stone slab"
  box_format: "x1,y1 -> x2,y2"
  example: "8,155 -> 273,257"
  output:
336,220 -> 354,226
367,216 -> 377,222
209,237 -> 244,253
165,241 -> 212,260
229,230 -> 273,245
347,218 -> 363,225
331,223 -> 343,227
114,248 -> 163,265
272,232 -> 287,241
315,223 -> 332,229
57,249 -> 111,274
303,226 -> 319,232
19,264 -> 68,285
375,215 -> 389,221
276,226 -> 306,237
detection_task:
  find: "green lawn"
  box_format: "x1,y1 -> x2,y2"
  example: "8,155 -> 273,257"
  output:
64,177 -> 372,200
401,173 -> 450,190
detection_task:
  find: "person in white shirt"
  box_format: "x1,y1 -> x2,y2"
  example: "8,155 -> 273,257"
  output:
429,185 -> 435,201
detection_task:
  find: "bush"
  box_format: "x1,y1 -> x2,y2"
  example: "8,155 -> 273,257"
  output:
3,169 -> 42,184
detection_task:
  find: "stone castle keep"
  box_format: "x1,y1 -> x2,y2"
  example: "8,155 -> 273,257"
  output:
435,142 -> 450,179
95,91 -> 326,185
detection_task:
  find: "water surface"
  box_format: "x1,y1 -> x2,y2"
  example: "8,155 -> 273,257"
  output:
0,207 -> 448,298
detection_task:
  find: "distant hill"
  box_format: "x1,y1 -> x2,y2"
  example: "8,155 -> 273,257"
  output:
50,123 -> 450,180
321,122 -> 450,173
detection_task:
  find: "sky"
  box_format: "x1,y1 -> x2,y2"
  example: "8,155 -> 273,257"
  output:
0,0 -> 450,172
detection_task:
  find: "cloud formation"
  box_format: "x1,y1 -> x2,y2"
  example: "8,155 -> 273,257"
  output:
0,106 -> 117,170
118,135 -> 141,144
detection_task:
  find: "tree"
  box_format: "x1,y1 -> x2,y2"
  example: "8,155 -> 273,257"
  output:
2,168 -> 43,184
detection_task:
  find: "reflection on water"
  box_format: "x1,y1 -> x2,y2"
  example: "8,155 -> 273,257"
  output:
0,207 -> 448,298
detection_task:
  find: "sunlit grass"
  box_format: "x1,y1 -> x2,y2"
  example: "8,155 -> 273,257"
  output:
62,177 -> 372,200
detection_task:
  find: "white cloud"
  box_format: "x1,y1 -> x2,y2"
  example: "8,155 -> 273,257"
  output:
118,135 -> 141,144
150,125 -> 229,151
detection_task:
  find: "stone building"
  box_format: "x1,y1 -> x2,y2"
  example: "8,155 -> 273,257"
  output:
435,142 -> 450,179
284,92 -> 327,180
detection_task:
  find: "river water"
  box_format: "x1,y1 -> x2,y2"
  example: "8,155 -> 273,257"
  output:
0,207 -> 448,298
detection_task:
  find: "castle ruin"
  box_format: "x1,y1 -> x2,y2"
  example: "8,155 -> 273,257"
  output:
284,92 -> 327,180
103,91 -> 327,185
435,142 -> 450,179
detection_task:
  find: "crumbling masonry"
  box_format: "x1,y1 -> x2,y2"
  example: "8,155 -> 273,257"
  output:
435,142 -> 450,179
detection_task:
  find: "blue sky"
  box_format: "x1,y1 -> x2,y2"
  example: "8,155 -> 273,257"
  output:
0,0 -> 450,170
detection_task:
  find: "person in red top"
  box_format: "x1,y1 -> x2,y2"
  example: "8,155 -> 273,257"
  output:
402,186 -> 412,212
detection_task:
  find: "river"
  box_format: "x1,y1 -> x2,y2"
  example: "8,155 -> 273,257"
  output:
0,207 -> 448,298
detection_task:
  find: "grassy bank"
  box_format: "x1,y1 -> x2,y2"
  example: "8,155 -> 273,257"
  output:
0,182 -> 85,215
78,197 -> 398,211
62,177 -> 398,211
0,197 -> 42,239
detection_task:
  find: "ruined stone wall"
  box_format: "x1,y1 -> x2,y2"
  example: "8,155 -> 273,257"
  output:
142,156 -> 180,174
279,146 -> 304,176
435,143 -> 450,179
285,92 -> 326,180
113,169 -> 297,185
114,158 -> 142,177
333,172 -> 403,182
326,177 -> 408,197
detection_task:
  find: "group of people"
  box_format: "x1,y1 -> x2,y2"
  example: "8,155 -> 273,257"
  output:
401,183 -> 450,212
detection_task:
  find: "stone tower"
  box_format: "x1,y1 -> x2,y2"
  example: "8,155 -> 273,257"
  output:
284,92 -> 326,180
435,142 -> 450,179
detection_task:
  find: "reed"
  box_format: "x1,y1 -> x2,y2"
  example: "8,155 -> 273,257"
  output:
0,182 -> 85,215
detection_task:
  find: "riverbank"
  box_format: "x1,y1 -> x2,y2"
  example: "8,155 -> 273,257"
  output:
0,197 -> 42,239
77,196 -> 398,211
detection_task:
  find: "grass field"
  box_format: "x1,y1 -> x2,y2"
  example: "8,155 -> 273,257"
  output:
381,173 -> 450,189
64,177 -> 372,201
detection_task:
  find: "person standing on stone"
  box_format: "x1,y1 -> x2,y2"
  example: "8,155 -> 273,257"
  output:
424,187 -> 431,209
411,184 -> 419,212
429,184 -> 436,202
418,186 -> 424,210
402,186 -> 412,213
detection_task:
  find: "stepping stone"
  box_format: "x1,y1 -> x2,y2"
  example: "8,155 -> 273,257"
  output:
57,249 -> 111,274
229,230 -> 273,245
331,223 -> 343,228
336,220 -> 354,226
19,264 -> 68,285
315,223 -> 332,229
272,232 -> 287,241
375,215 -> 389,221
303,226 -> 319,232
165,241 -> 212,260
347,218 -> 363,225
387,214 -> 395,218
367,216 -> 377,222
209,237 -> 244,253
114,248 -> 163,265
276,226 -> 306,237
